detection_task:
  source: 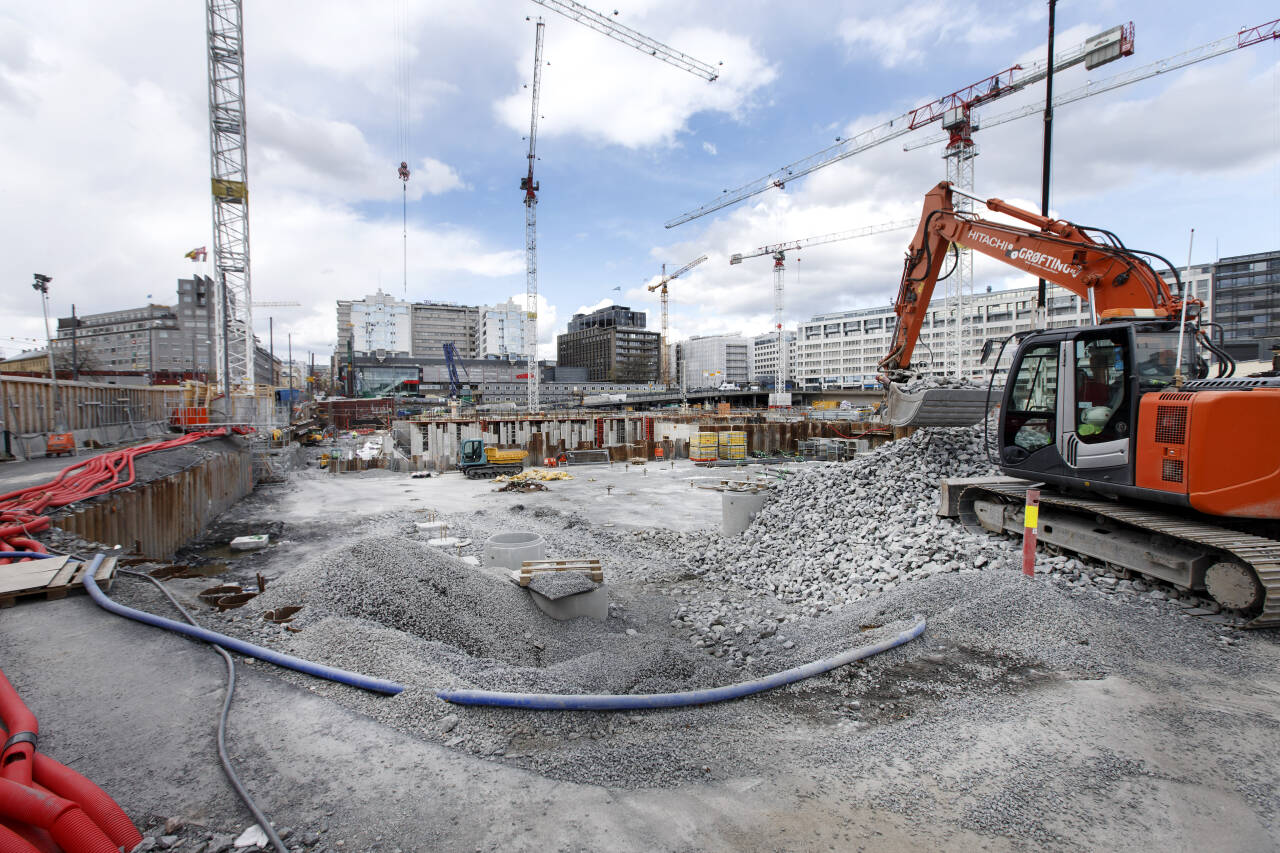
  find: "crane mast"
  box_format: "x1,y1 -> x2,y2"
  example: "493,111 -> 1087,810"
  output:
646,254 -> 707,387
730,220 -> 916,397
205,0 -> 254,402
522,19 -> 545,412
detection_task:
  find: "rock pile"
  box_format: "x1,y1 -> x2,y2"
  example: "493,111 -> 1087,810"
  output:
683,424 -> 1008,609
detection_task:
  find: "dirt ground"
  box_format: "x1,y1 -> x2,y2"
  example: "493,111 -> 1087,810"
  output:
2,455 -> 1277,852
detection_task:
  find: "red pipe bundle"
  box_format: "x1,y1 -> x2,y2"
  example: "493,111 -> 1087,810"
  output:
0,429 -> 242,563
0,669 -> 141,853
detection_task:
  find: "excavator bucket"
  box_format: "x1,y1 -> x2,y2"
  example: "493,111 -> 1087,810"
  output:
885,383 -> 992,428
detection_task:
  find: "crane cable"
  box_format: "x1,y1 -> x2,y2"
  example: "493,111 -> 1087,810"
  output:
394,0 -> 412,296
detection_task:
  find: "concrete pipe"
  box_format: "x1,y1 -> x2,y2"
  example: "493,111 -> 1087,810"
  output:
722,491 -> 769,536
483,532 -> 546,570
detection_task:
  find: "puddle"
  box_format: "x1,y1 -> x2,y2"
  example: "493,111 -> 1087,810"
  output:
150,562 -> 228,580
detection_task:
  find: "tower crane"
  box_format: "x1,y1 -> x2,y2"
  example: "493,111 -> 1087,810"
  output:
521,18 -> 546,412
204,0 -> 255,400
528,0 -> 720,81
730,220 -> 915,397
904,17 -> 1280,152
665,23 -> 1134,229
516,4 -> 718,411
668,23 -> 1134,379
645,254 -> 707,386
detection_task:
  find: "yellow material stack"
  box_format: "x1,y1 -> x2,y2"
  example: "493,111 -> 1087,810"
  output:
690,432 -> 719,462
718,431 -> 747,461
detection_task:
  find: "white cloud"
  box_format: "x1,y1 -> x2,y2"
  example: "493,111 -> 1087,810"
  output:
494,23 -> 775,149
702,141 -> 718,156
838,1 -> 1026,69
504,293 -> 559,352
416,157 -> 467,194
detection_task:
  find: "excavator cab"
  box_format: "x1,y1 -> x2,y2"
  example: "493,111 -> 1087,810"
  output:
998,322 -> 1204,493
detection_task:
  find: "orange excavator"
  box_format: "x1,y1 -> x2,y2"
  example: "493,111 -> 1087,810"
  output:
886,181 -> 1280,625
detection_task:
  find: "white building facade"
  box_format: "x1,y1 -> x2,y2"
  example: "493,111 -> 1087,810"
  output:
793,283 -> 1093,389
342,290 -> 412,357
676,333 -> 750,388
475,299 -> 527,358
749,330 -> 797,388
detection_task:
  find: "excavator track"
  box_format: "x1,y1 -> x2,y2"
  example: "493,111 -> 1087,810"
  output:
960,483 -> 1280,629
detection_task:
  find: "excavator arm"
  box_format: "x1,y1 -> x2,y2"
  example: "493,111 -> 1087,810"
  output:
880,181 -> 1192,376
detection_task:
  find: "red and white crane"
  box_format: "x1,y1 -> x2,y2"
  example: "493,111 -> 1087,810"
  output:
670,23 -> 1135,378
905,18 -> 1280,153
730,220 -> 916,398
665,24 -> 1134,229
646,253 -> 708,387
520,17 -> 546,412
518,1 -> 719,410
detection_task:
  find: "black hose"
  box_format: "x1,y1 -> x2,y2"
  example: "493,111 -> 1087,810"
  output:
984,333 -> 1021,465
118,570 -> 287,853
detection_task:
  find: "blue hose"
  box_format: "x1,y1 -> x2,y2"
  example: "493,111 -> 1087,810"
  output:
69,551 -> 925,712
0,552 -> 58,560
79,554 -> 405,696
437,618 -> 927,710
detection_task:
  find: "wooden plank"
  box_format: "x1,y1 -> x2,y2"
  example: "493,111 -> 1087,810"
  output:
48,557 -> 79,589
0,554 -> 118,606
519,559 -> 602,569
0,557 -> 68,595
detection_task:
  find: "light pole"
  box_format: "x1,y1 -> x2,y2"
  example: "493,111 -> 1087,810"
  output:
287,332 -> 293,422
32,274 -> 62,431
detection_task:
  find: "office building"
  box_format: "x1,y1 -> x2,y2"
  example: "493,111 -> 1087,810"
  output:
556,305 -> 659,382
676,334 -> 749,388
749,331 -> 796,388
476,299 -> 527,357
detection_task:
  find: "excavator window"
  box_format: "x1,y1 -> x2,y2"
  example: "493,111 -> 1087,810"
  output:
1004,342 -> 1059,457
1135,332 -> 1199,388
1074,336 -> 1129,444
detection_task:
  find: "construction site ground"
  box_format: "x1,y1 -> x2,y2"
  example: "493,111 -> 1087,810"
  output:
2,450 -> 1278,852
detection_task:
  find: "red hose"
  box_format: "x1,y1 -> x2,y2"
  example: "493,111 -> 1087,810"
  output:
0,672 -> 143,852
0,780 -> 115,853
31,756 -> 140,850
0,428 -> 241,560
0,672 -> 37,787
0,821 -> 43,853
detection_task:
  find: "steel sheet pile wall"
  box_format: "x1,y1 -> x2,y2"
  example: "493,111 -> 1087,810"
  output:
1,375 -> 170,434
55,442 -> 253,559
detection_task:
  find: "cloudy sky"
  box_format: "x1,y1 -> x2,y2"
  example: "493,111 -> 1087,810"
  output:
2,1 -> 1277,363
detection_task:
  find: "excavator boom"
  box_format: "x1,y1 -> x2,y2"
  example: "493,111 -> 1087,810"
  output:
882,181 -> 1192,376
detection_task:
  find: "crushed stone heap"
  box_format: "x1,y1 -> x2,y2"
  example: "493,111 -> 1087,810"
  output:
685,424 -> 1010,609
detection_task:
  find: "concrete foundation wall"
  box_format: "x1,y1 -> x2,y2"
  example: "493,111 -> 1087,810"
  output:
390,413 -> 885,472
54,440 -> 254,559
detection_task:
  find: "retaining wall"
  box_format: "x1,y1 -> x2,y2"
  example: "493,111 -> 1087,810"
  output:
54,439 -> 254,559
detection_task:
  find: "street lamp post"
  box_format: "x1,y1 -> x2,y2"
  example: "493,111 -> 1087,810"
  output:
32,274 -> 63,431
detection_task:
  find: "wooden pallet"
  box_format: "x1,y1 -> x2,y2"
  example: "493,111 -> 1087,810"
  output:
0,556 -> 117,607
509,559 -> 604,587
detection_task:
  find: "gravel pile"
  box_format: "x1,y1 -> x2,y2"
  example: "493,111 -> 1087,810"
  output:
240,536 -> 737,698
680,425 -> 1006,609
897,374 -> 986,393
